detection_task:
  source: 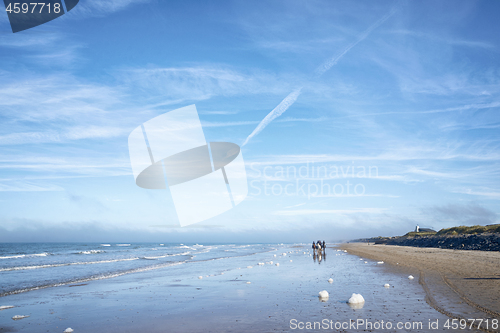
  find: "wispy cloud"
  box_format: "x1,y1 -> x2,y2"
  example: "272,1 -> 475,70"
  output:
0,126 -> 125,145
119,66 -> 294,106
273,208 -> 386,216
0,181 -> 64,192
423,203 -> 497,225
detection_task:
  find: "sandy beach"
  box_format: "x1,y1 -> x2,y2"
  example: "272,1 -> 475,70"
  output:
1,243 -> 479,333
341,243 -> 500,330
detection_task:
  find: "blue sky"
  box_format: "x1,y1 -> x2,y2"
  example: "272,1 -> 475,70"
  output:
1,0 -> 499,242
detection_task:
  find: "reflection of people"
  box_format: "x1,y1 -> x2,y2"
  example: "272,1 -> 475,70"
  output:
322,241 -> 326,249
312,241 -> 316,250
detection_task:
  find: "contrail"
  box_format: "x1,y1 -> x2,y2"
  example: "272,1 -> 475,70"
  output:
242,88 -> 302,146
242,7 -> 397,147
314,7 -> 397,77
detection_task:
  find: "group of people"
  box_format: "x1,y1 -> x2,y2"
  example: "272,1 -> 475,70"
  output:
312,240 -> 326,251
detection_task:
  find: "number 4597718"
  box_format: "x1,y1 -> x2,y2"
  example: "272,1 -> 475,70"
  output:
5,3 -> 62,14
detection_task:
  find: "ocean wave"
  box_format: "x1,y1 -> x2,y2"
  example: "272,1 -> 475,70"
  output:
0,261 -> 187,298
76,250 -> 105,255
0,255 -> 26,260
0,252 -> 51,259
0,251 -> 193,272
116,244 -> 130,246
0,257 -> 140,272
100,244 -> 111,247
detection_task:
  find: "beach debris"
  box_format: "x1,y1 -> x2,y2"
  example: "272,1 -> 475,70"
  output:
258,262 -> 265,266
282,253 -> 287,256
360,258 -> 363,260
12,315 -> 29,320
273,254 -> 277,257
221,272 -> 224,275
198,276 -> 203,279
275,263 -> 279,266
384,284 -> 390,288
348,293 -> 365,304
269,261 -> 273,264
0,306 -> 15,311
408,275 -> 414,280
247,266 -> 253,269
328,278 -> 333,283
364,261 -> 368,263
64,328 -> 74,333
318,290 -> 329,299
377,261 -> 384,264
246,281 -> 251,284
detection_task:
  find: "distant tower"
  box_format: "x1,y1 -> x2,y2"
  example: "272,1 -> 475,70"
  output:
415,225 -> 420,233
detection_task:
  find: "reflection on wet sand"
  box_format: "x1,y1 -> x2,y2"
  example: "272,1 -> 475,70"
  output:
313,249 -> 326,264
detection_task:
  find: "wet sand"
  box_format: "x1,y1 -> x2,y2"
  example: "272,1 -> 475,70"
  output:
341,243 -> 500,328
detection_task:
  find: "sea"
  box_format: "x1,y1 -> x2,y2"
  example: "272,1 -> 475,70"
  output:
0,242 -> 275,297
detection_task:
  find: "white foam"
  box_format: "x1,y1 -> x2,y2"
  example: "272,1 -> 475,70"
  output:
275,263 -> 279,266
273,254 -> 276,257
246,281 -> 251,284
282,253 -> 287,256
408,275 -> 414,280
0,305 -> 15,311
269,261 -> 273,264
377,261 -> 384,264
384,284 -> 390,288
289,260 -> 292,262
116,244 -> 130,246
33,253 -> 50,257
64,328 -> 74,333
100,244 -> 111,247
198,276 -> 203,279
12,315 -> 29,320
318,290 -> 329,298
258,262 -> 264,266
328,278 -> 333,283
247,266 -> 253,269
0,255 -> 26,259
159,244 -> 164,246
364,261 -> 368,263
78,250 -> 104,254
348,293 -> 365,304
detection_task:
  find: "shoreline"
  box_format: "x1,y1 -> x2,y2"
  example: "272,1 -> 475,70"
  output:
340,243 -> 500,331
1,244 -> 463,333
